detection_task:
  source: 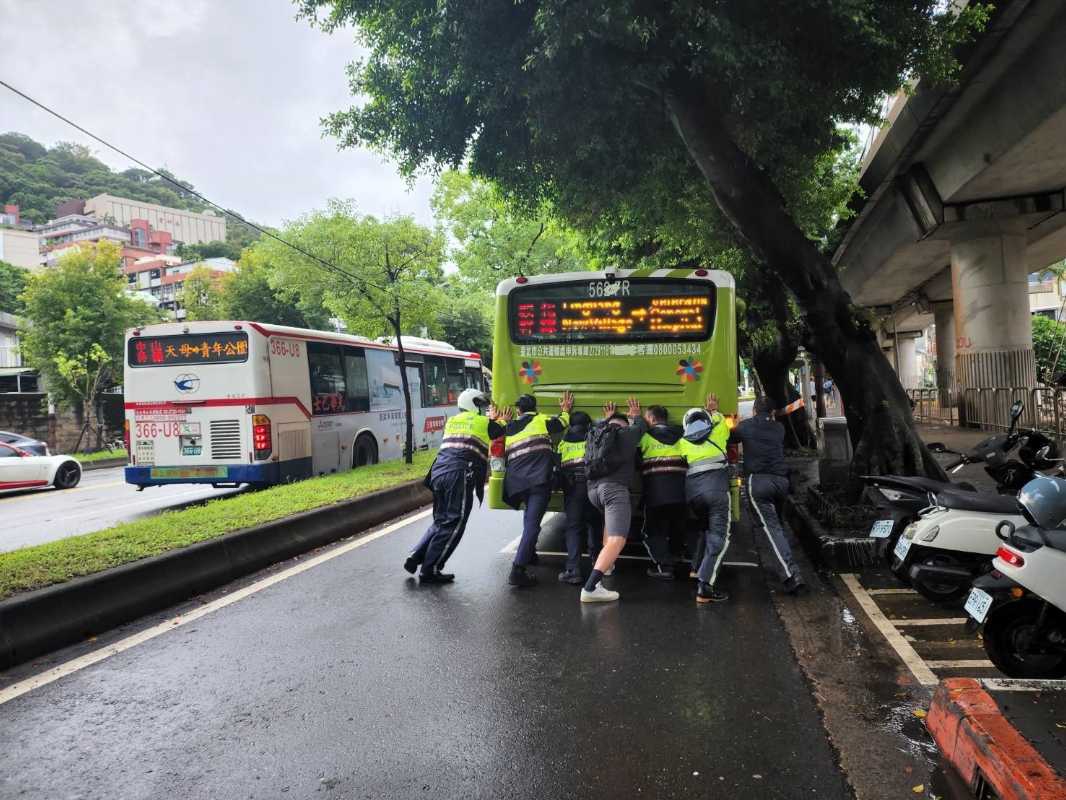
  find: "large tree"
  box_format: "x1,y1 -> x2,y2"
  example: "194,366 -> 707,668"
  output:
0,260 -> 28,314
217,256 -> 331,329
298,0 -> 987,476
247,201 -> 445,462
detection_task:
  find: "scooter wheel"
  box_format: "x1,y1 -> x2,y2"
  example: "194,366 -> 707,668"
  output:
911,553 -> 969,604
983,602 -> 1066,679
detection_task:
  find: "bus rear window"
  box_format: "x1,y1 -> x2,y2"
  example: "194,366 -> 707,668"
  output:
509,279 -> 715,343
128,332 -> 249,367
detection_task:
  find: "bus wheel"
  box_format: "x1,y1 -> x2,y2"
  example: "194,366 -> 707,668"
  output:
353,434 -> 378,468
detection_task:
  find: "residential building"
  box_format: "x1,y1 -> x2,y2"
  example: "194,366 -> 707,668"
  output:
0,204 -> 21,226
84,193 -> 225,245
1029,270 -> 1066,320
39,214 -> 175,269
124,256 -> 236,316
0,226 -> 41,269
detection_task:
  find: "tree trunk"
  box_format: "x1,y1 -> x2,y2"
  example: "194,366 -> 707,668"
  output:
391,317 -> 415,464
664,78 -> 944,479
752,338 -> 814,450
813,362 -> 827,419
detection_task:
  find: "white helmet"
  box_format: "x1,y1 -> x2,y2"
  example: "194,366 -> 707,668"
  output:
458,388 -> 490,414
683,407 -> 711,429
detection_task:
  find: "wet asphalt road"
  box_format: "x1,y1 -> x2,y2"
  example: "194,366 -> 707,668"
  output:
1,504 -> 850,800
0,466 -> 243,552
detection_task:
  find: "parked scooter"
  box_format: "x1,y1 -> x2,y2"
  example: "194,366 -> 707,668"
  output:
865,400 -> 1048,565
891,416 -> 1060,603
965,475 -> 1066,678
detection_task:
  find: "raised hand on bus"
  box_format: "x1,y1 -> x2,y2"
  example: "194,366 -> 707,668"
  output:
626,396 -> 641,419
602,400 -> 617,419
705,393 -> 720,413
490,404 -> 514,422
560,390 -> 574,413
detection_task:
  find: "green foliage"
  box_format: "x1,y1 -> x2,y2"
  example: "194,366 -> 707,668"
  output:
1032,315 -> 1066,383
438,295 -> 493,367
67,448 -> 127,462
179,265 -> 224,321
0,133 -> 212,224
0,259 -> 28,314
0,449 -> 435,599
18,241 -> 161,407
217,256 -> 330,329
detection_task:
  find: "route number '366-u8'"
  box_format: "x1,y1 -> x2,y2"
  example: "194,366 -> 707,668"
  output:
587,280 -> 631,298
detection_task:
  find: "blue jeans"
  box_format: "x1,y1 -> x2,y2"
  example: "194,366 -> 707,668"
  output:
514,486 -> 551,567
687,470 -> 731,587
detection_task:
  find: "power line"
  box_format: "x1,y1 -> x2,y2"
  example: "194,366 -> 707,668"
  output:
0,77 -> 377,289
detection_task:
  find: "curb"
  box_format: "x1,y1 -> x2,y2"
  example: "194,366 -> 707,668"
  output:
783,497 -> 880,570
927,678 -> 1066,800
0,479 -> 432,670
78,458 -> 127,472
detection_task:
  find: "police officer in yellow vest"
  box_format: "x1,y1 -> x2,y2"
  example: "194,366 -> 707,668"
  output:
555,411 -> 603,585
638,405 -> 687,579
678,393 -> 732,604
404,389 -> 510,583
503,390 -> 574,587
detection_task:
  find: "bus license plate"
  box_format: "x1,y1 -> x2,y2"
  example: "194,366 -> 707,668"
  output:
181,446 -> 203,456
893,534 -> 913,562
150,466 -> 227,479
965,587 -> 993,624
869,519 -> 894,539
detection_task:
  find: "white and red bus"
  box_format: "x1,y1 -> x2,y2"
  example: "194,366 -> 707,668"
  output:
122,321 -> 484,489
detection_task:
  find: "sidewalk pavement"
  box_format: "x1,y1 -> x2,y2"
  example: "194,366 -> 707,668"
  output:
928,678 -> 1066,800
916,423 -> 1000,492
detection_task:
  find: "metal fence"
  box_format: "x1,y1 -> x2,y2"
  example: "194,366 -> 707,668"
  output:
907,386 -> 1066,443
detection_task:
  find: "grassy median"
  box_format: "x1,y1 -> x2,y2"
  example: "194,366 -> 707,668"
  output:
69,448 -> 128,463
0,450 -> 434,600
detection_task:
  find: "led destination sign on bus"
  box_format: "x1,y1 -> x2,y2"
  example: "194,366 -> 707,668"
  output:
509,279 -> 715,343
127,332 -> 249,367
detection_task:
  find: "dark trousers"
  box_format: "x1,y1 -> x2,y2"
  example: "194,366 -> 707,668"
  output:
514,485 -> 551,567
687,470 -> 731,587
747,474 -> 800,582
642,502 -> 687,567
409,468 -> 474,576
562,480 -> 603,573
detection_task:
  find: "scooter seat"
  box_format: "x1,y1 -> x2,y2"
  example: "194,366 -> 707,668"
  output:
1042,529 -> 1066,553
864,476 -> 963,493
935,490 -> 1020,515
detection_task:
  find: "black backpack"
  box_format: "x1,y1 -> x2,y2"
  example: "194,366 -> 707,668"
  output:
585,420 -> 627,480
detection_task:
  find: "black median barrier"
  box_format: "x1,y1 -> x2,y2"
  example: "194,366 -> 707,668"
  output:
0,480 -> 432,670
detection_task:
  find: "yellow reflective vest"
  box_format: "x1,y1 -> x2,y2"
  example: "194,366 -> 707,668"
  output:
678,413 -> 730,474
439,411 -> 492,464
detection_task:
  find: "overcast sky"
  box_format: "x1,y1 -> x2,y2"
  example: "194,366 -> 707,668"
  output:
0,0 -> 434,227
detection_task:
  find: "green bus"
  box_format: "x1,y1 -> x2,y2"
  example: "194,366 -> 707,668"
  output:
488,268 -> 737,510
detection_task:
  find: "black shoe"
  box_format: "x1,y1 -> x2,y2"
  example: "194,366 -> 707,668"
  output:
529,552 -> 540,566
403,556 -> 419,574
646,565 -> 676,581
783,575 -> 807,595
696,584 -> 729,604
420,572 -> 455,584
509,566 -> 537,587
558,569 -> 584,585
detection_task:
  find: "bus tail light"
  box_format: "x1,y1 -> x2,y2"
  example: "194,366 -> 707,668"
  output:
996,547 -> 1024,568
252,415 -> 272,460
727,443 -> 739,464
490,437 -> 505,473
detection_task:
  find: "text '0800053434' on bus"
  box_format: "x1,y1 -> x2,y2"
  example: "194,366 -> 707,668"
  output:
487,268 -> 737,510
122,321 -> 485,489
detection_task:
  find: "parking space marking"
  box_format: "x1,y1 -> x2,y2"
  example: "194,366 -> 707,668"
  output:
982,678 -> 1066,692
925,659 -> 996,669
866,588 -> 919,596
893,618 -> 968,627
0,507 -> 433,707
840,574 -> 938,686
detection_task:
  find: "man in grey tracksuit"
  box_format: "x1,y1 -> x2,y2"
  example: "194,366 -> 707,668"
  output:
729,396 -> 805,594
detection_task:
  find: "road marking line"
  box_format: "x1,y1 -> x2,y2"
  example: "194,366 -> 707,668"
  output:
0,480 -> 126,505
981,678 -> 1066,692
0,507 -> 433,707
513,548 -> 760,567
893,618 -> 969,627
840,574 -> 938,686
500,535 -> 521,554
866,588 -> 919,596
925,661 -> 997,674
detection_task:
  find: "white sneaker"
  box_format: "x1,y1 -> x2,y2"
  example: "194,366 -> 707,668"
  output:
580,584 -> 620,603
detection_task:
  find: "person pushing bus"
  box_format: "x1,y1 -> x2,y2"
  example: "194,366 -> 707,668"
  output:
554,410 -> 603,585
638,405 -> 687,580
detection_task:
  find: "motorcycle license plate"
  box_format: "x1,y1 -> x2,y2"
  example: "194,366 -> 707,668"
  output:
965,587 -> 993,624
870,519 -> 894,539
893,534 -> 913,562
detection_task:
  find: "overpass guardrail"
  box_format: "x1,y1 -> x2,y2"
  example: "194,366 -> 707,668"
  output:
907,386 -> 1066,442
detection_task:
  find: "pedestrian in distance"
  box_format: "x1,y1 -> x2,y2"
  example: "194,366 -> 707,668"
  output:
730,396 -> 806,594
679,394 -> 732,604
555,410 -> 604,585
638,405 -> 687,580
405,389 -> 511,583
581,396 -> 648,603
503,390 -> 574,587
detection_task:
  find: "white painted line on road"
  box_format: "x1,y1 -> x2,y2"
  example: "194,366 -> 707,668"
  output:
926,659 -> 996,670
892,618 -> 968,627
981,678 -> 1066,692
500,535 -> 521,554
510,548 -> 760,567
0,507 -> 433,707
865,587 -> 919,596
0,480 -> 126,505
840,574 -> 938,686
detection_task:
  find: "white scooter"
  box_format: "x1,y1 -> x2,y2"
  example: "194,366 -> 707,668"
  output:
964,475 -> 1066,678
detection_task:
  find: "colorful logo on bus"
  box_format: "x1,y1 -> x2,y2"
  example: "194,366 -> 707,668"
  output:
519,360 -> 542,385
676,359 -> 703,383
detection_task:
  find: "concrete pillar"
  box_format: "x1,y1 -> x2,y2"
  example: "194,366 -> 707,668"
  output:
951,230 -> 1035,389
897,336 -> 919,390
933,301 -> 956,406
